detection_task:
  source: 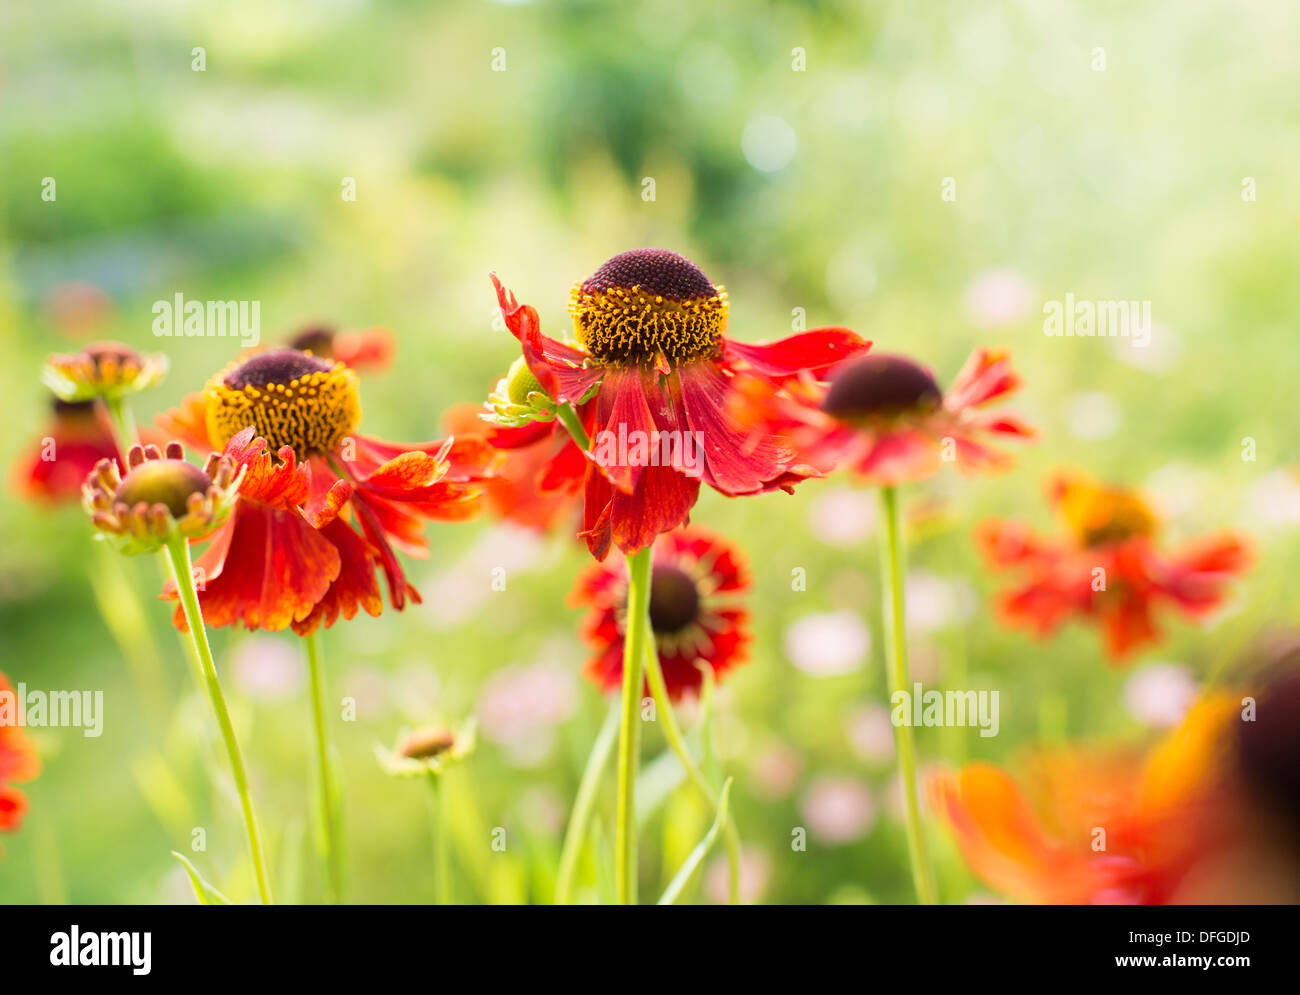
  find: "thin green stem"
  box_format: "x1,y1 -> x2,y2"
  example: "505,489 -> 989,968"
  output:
426,772 -> 452,905
102,396 -> 137,465
642,639 -> 742,904
615,545 -> 653,904
163,536 -> 273,905
304,627 -> 345,904
878,485 -> 938,906
554,401 -> 590,450
555,701 -> 620,905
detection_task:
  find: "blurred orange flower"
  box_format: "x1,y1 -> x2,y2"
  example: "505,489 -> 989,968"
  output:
0,672 -> 40,835
931,682 -> 1300,904
977,474 -> 1251,660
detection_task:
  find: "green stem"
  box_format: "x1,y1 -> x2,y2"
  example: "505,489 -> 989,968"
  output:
102,396 -> 137,465
555,701 -> 620,905
642,638 -> 742,904
554,401 -> 590,450
304,627 -> 345,904
614,545 -> 653,904
163,536 -> 273,905
426,771 -> 452,905
878,485 -> 938,906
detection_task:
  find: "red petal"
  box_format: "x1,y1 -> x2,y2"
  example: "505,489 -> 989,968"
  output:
677,361 -> 792,494
724,327 -> 870,380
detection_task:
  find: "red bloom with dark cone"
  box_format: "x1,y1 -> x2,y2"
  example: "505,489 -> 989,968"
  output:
286,324 -> 395,374
491,248 -> 869,559
158,347 -> 496,635
569,527 -> 751,700
0,671 -> 40,834
14,397 -> 121,503
976,474 -> 1252,661
731,348 -> 1035,486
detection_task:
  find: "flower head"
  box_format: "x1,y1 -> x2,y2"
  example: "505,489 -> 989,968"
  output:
931,680 -> 1300,904
286,324 -> 395,373
375,720 -> 477,777
157,347 -> 496,635
490,249 -> 869,558
14,397 -> 121,503
83,442 -> 242,555
570,526 -> 751,700
0,672 -> 41,835
977,474 -> 1252,660
43,341 -> 167,403
731,347 -> 1034,486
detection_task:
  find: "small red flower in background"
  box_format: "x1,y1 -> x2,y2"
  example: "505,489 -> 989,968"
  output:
731,348 -> 1034,486
570,527 -> 751,701
158,348 -> 496,635
14,397 -> 121,503
491,248 -> 869,559
931,677 -> 1300,904
286,324 -> 396,374
976,474 -> 1252,660
0,672 -> 40,834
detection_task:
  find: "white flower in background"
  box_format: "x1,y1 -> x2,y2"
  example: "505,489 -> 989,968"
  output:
706,848 -> 771,905
750,742 -> 804,801
963,268 -> 1034,328
846,704 -> 895,764
1123,663 -> 1199,728
341,665 -> 391,721
425,525 -> 546,626
1143,462 -> 1213,520
1249,469 -> 1300,529
741,113 -> 796,173
905,571 -> 976,633
809,486 -> 876,546
784,612 -> 870,677
477,661 -> 577,768
801,776 -> 876,844
1112,320 -> 1181,373
1064,390 -> 1121,441
229,635 -> 303,701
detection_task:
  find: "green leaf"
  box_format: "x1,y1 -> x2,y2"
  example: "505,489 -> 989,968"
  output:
171,851 -> 233,905
656,778 -> 733,906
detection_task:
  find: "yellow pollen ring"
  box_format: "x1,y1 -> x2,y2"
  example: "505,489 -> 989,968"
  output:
204,360 -> 362,459
568,283 -> 728,365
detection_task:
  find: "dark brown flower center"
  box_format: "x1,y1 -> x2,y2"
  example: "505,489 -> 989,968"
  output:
1237,670 -> 1300,838
114,459 -> 212,517
821,353 -> 942,422
570,249 -> 728,366
224,348 -> 334,389
647,565 -> 701,634
287,326 -> 337,358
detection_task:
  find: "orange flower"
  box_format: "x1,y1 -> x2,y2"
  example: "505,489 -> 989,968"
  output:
491,249 -> 869,559
0,672 -> 40,834
285,324 -> 395,374
932,678 -> 1300,904
158,348 -> 496,635
977,474 -> 1251,660
730,348 -> 1034,486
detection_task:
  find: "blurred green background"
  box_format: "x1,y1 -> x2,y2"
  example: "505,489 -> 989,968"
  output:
1,0 -> 1297,904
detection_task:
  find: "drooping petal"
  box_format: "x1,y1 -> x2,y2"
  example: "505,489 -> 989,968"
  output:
723,327 -> 870,380
291,517 -> 385,635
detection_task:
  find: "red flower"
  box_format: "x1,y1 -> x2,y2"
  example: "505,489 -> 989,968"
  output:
0,672 -> 40,834
976,474 -> 1252,660
731,348 -> 1034,486
14,397 -> 121,503
286,324 -> 396,374
158,348 -> 496,635
569,527 -> 751,701
491,248 -> 869,559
